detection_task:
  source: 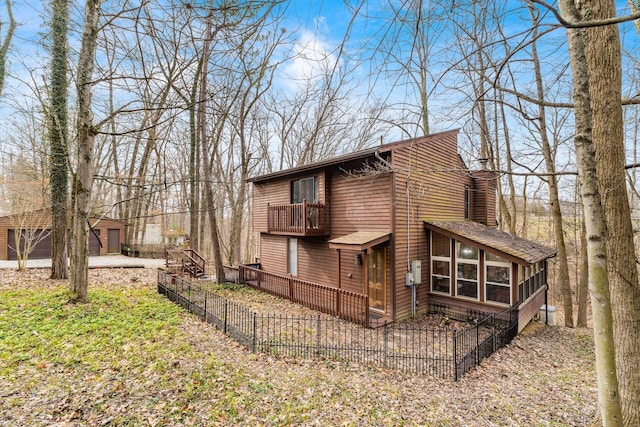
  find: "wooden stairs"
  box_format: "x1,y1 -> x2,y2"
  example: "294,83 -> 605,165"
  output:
165,249 -> 206,279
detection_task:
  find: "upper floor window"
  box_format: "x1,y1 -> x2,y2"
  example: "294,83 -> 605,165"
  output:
291,177 -> 317,203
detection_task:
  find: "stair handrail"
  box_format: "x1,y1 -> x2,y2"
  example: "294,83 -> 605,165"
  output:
182,248 -> 206,277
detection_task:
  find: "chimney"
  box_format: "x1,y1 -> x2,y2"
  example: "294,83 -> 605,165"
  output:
472,167 -> 497,227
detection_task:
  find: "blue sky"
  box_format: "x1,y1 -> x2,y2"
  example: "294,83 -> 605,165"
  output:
1,0 -> 638,151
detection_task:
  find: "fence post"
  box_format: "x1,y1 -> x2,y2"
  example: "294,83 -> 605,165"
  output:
224,300 -> 228,335
252,313 -> 257,353
204,290 -> 208,322
316,314 -> 322,357
476,323 -> 480,365
453,330 -> 458,381
383,321 -> 388,369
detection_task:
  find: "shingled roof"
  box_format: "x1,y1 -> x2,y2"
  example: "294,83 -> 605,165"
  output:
424,220 -> 556,264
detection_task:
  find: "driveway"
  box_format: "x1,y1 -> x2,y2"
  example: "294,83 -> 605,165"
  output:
0,255 -> 165,270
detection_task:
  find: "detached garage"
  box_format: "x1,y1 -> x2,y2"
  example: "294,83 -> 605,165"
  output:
0,209 -> 128,260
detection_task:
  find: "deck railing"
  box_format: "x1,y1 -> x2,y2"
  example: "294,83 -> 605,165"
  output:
267,200 -> 328,236
239,265 -> 369,326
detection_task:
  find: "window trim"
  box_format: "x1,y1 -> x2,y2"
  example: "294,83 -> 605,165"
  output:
455,241 -> 479,301
287,238 -> 298,276
291,176 -> 318,204
485,253 -> 511,306
430,233 -> 451,295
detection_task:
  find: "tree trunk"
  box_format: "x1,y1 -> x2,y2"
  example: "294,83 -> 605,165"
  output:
198,12 -> 225,282
558,0 -> 622,423
582,0 -> 640,423
0,0 -> 16,96
189,55 -> 202,253
49,0 -> 69,280
529,6 -> 573,326
576,219 -> 589,327
69,0 -> 100,304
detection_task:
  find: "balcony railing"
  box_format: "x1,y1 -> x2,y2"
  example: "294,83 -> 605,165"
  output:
267,200 -> 329,236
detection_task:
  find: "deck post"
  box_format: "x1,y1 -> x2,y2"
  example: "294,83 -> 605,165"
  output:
302,199 -> 307,234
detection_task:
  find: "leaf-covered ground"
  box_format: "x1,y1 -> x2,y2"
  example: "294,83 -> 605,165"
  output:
0,268 -> 597,426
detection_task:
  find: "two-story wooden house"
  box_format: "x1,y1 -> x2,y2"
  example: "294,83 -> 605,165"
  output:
248,130 -> 555,330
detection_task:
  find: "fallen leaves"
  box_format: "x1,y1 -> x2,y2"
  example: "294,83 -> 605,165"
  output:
0,267 -> 598,426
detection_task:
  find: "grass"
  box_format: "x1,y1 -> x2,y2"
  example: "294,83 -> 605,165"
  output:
0,273 -> 598,426
0,287 -> 184,375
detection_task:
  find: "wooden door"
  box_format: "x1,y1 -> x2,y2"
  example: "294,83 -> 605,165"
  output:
368,246 -> 386,311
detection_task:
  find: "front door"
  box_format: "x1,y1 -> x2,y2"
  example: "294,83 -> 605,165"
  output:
368,246 -> 386,311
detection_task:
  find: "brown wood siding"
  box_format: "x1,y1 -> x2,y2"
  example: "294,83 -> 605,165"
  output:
252,171 -> 327,233
517,286 -> 546,332
391,134 -> 474,321
329,172 -> 392,235
427,293 -> 504,316
328,168 -> 393,314
0,227 -> 7,260
472,170 -> 497,226
259,233 -> 336,288
259,233 -> 288,275
297,237 -> 335,287
337,249 -> 365,294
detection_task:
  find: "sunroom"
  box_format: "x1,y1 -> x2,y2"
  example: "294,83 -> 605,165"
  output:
424,221 -> 557,331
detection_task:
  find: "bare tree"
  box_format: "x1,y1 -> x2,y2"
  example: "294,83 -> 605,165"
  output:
555,0 -> 622,422
0,0 -> 16,95
197,5 -> 225,281
5,153 -> 49,271
528,5 -> 574,327
69,0 -> 101,304
49,0 -> 70,280
9,209 -> 51,272
581,0 -> 640,422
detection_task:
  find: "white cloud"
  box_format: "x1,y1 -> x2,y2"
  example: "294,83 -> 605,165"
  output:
281,25 -> 339,91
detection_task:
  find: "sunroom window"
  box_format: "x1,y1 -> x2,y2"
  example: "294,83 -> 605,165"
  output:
431,232 -> 451,294
485,252 -> 511,305
456,241 -> 478,299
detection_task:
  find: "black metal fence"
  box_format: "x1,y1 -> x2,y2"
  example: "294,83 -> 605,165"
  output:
157,270 -> 518,380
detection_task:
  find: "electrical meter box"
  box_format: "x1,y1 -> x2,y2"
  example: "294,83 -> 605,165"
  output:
411,260 -> 422,285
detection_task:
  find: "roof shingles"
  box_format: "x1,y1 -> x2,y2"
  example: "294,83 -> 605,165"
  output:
424,220 -> 556,264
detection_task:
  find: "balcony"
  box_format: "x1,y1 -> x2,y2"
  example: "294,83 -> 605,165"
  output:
267,201 -> 329,236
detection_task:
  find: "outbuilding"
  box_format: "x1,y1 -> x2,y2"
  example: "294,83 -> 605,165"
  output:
0,208 -> 127,260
